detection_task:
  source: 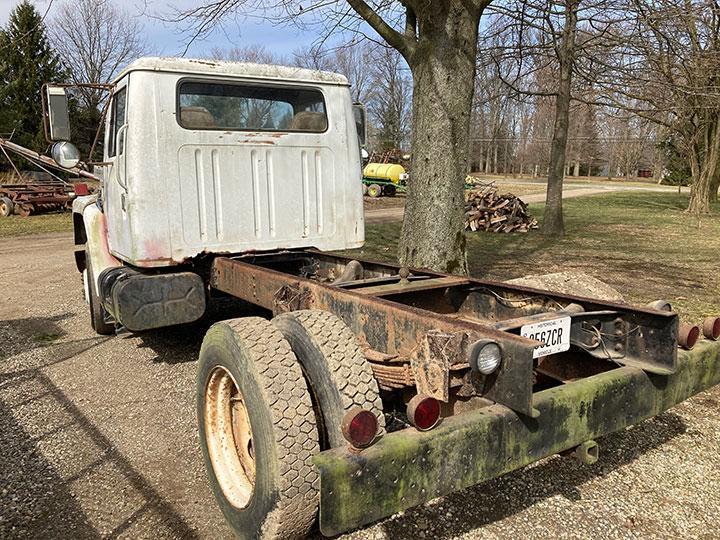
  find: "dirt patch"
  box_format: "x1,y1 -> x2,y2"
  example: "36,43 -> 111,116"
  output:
363,194 -> 406,210
2,191 -> 720,539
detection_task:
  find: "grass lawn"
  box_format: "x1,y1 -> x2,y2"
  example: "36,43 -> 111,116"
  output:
346,191 -> 720,322
490,182 -> 547,197
362,183 -> 545,212
0,212 -> 71,237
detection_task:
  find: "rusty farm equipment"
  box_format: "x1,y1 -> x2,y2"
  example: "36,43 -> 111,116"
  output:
0,136 -> 98,217
0,180 -> 84,217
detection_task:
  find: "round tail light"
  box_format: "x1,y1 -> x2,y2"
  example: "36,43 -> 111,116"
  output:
703,317 -> 720,340
341,407 -> 378,449
468,339 -> 503,374
678,323 -> 700,350
407,394 -> 441,431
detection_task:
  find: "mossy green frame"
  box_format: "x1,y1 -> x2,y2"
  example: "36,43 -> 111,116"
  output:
314,340 -> 720,535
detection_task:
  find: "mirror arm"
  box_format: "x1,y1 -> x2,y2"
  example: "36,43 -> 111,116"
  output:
88,88 -> 115,163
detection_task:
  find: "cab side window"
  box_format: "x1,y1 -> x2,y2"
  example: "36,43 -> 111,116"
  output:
108,87 -> 127,158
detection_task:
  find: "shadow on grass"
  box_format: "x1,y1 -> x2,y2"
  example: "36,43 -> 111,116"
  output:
466,231 -> 561,278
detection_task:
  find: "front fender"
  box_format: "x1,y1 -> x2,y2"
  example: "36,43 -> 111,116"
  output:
79,202 -> 122,292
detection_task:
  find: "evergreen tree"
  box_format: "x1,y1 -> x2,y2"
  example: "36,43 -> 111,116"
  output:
0,1 -> 65,152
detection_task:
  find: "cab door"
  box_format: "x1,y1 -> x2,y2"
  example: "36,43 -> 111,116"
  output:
103,77 -> 131,256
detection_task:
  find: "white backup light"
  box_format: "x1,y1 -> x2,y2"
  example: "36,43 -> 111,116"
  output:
469,340 -> 503,374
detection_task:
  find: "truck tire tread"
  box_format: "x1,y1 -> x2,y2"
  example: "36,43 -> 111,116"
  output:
199,318 -> 320,539
85,251 -> 115,335
273,310 -> 385,448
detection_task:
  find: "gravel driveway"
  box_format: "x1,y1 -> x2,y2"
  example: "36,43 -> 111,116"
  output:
1,233 -> 718,539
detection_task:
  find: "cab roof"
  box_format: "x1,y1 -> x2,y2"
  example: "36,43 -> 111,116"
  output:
114,57 -> 350,86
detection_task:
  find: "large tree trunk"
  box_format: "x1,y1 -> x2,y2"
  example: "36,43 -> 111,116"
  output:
688,116 -> 720,213
542,0 -> 577,237
710,167 -> 720,203
399,4 -> 480,274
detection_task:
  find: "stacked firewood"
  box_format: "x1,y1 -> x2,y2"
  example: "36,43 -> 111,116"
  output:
464,182 -> 538,233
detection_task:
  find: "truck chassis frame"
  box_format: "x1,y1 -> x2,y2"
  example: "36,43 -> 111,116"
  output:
204,250 -> 720,535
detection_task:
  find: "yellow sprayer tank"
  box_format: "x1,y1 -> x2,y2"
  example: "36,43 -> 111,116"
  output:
363,163 -> 407,184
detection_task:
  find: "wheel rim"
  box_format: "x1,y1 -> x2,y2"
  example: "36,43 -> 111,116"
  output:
205,366 -> 255,509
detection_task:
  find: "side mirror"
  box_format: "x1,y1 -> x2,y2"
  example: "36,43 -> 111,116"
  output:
51,141 -> 80,169
352,103 -> 367,148
43,85 -> 71,141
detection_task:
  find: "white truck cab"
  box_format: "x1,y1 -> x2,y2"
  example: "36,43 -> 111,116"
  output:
100,57 -> 364,266
50,57 -> 366,333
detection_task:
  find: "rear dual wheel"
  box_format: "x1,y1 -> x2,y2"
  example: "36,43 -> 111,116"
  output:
198,318 -> 321,540
198,311 -> 384,539
273,310 -> 385,447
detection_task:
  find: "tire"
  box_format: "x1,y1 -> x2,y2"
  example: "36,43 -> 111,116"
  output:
85,251 -> 115,335
16,203 -> 32,217
384,184 -> 397,197
362,183 -> 368,196
273,310 -> 385,448
0,197 -> 12,217
367,183 -> 382,198
198,318 -> 320,540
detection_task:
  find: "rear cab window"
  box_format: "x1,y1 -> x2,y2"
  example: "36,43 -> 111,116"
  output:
177,80 -> 327,133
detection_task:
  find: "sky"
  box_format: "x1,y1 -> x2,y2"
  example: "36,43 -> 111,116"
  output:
0,0 -> 316,59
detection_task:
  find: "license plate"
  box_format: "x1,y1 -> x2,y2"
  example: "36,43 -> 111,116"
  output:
520,316 -> 571,358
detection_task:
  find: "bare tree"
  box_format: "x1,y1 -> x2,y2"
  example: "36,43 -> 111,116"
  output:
291,41 -> 375,103
211,44 -> 283,64
595,0 -> 720,213
51,0 -> 147,109
489,0 -> 627,235
367,46 -> 412,151
332,41 -> 374,103
472,36 -> 518,174
292,44 -> 336,71
164,1 -> 495,274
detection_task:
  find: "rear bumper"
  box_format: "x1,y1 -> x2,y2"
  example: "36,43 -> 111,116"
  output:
313,340 -> 720,536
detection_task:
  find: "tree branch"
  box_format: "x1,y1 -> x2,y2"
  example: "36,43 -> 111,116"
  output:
404,4 -> 417,40
346,0 -> 415,61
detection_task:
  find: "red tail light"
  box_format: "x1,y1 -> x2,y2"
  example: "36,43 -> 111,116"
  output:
341,407 -> 378,449
703,317 -> 720,340
407,394 -> 441,431
679,323 -> 700,350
